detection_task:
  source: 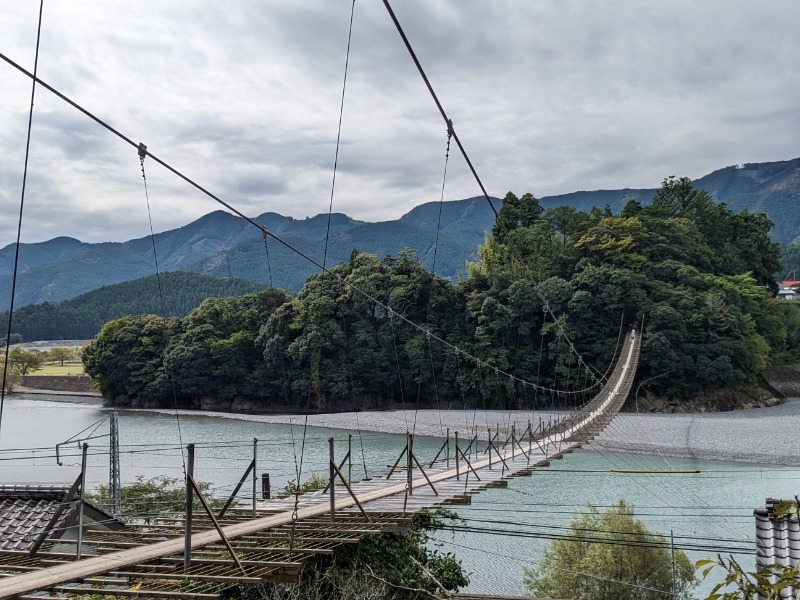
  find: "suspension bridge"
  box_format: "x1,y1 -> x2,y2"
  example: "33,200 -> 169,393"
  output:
0,331 -> 639,598
0,1 -> 656,597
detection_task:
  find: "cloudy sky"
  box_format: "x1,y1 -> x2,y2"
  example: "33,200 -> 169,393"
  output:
1,0 -> 798,246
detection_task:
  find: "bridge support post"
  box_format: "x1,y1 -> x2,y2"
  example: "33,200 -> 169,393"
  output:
407,433 -> 413,496
487,428 -> 492,470
76,443 -> 88,560
528,420 -> 532,454
329,438 -> 336,521
454,431 -> 459,480
446,428 -> 450,468
348,434 -> 352,485
262,473 -> 270,500
252,439 -> 257,517
184,443 -> 194,573
511,424 -> 515,459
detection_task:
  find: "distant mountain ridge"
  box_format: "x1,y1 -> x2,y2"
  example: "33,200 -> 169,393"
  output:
0,198 -> 498,309
0,272 -> 265,341
538,157 -> 800,244
1,157 -> 798,310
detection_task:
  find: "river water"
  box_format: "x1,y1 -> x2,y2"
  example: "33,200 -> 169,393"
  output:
1,394 -> 798,598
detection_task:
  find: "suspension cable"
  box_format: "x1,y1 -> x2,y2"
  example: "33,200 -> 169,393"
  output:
137,144 -> 187,476
0,50 -> 600,398
322,0 -> 357,272
0,0 -> 45,442
380,0 -> 602,386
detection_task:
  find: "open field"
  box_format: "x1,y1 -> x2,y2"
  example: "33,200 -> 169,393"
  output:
33,363 -> 85,376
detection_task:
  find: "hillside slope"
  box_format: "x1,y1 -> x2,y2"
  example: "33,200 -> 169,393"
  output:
1,157 -> 798,309
1,271 -> 265,341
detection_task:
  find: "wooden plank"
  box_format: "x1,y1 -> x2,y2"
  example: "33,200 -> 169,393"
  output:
109,571 -> 264,584
44,586 -> 220,599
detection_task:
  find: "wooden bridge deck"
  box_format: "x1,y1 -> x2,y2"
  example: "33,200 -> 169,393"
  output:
0,334 -> 639,598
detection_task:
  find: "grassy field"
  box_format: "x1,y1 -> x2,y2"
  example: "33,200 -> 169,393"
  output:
33,363 -> 85,376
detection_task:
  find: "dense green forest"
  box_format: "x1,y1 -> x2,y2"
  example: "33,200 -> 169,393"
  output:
1,272 -> 265,341
83,177 -> 800,411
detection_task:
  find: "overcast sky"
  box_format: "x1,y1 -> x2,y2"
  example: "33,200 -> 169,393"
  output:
1,0 -> 798,246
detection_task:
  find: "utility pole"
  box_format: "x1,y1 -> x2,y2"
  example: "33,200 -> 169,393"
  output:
670,529 -> 677,598
109,412 -> 120,517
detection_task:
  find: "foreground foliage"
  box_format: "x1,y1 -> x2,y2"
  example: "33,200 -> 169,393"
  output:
83,177 -> 797,410
238,508 -> 468,600
523,500 -> 695,600
697,498 -> 800,599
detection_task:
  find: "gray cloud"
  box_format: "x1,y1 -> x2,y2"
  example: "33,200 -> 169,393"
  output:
1,0 -> 799,247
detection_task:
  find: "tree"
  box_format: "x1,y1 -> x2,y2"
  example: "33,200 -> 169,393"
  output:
47,346 -> 77,366
1,363 -> 21,393
87,475 -> 221,521
523,500 -> 696,600
240,507 -> 468,600
493,191 -> 544,237
8,348 -> 44,375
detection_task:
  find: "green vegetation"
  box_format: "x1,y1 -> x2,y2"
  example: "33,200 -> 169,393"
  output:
523,500 -> 695,600
276,473 -> 328,499
238,508 -> 468,600
34,362 -> 84,376
0,271 -> 266,342
7,347 -> 45,375
87,475 -> 221,521
779,242 -> 800,278
82,177 -> 796,410
698,556 -> 800,600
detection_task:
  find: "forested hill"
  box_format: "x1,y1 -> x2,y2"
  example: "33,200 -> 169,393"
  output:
0,272 -> 264,342
2,157 -> 799,310
83,179 -> 800,411
539,157 -> 800,244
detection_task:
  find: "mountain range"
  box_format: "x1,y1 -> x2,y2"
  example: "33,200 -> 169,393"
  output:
1,157 -> 798,310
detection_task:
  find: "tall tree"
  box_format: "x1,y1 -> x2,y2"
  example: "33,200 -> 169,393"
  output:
524,501 -> 695,600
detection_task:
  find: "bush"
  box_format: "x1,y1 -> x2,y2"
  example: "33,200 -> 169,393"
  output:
88,474 -> 222,521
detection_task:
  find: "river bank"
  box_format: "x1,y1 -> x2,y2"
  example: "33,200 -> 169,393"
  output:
177,399 -> 800,466
17,388 -> 796,467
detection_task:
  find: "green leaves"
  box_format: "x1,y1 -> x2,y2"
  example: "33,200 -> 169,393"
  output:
523,500 -> 696,600
697,555 -> 800,600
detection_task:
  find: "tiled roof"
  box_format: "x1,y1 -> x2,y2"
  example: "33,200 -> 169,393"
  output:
755,498 -> 799,599
0,484 -> 121,551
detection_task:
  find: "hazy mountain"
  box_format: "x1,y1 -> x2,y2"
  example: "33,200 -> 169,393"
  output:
0,272 -> 265,341
1,157 -> 798,310
538,157 -> 800,244
0,197 -> 495,309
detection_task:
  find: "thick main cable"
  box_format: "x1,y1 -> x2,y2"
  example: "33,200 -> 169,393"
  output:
379,0 -> 603,386
322,0 -> 356,273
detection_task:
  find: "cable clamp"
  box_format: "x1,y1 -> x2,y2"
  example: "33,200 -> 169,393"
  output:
137,142 -> 147,160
